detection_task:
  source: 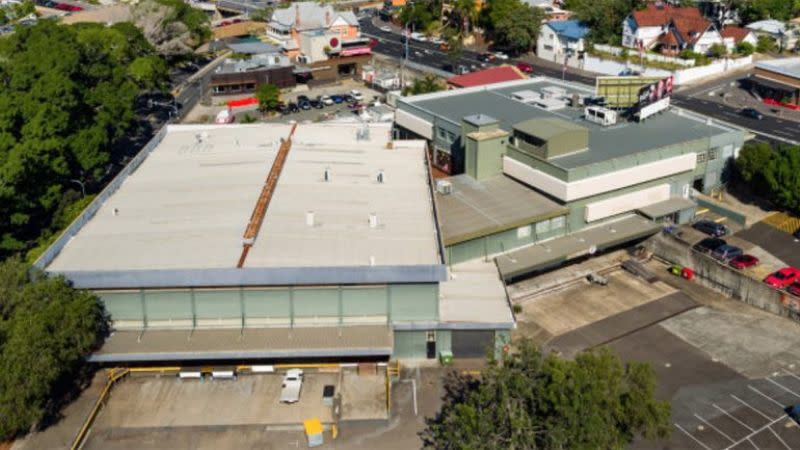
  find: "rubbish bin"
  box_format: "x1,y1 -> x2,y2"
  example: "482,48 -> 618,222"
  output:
303,418 -> 324,447
682,267 -> 694,280
669,264 -> 683,276
439,350 -> 453,366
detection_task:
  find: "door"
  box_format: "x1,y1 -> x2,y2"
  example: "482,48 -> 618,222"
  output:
426,331 -> 436,359
452,331 -> 495,358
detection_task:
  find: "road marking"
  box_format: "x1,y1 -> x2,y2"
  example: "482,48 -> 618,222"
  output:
724,414 -> 788,450
781,368 -> 800,383
675,423 -> 714,450
767,425 -> 792,450
748,385 -> 786,408
714,403 -> 755,431
695,413 -> 736,442
767,377 -> 800,399
731,395 -> 772,420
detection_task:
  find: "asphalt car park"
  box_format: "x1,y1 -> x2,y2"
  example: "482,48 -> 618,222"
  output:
737,222 -> 800,269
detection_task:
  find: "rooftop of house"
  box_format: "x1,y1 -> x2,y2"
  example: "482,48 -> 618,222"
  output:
720,26 -> 753,43
746,19 -> 786,36
43,123 -> 443,288
446,66 -> 527,88
400,78 -> 739,171
545,20 -> 589,41
631,3 -> 705,28
270,1 -> 358,31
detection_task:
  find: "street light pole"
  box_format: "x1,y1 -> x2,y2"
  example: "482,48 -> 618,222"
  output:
70,179 -> 86,198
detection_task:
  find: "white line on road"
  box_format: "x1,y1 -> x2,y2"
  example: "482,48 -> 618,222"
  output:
675,423 -> 714,450
749,385 -> 788,408
713,403 -> 755,431
767,377 -> 800,399
781,368 -> 800,384
731,395 -> 772,421
724,414 -> 788,450
695,413 -> 736,443
767,425 -> 792,450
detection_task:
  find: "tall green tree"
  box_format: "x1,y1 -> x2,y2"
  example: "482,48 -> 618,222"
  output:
482,0 -> 545,54
763,146 -> 800,212
255,83 -> 281,113
0,258 -> 108,440
422,340 -> 671,449
0,21 -> 168,258
565,0 -> 644,45
403,75 -> 445,96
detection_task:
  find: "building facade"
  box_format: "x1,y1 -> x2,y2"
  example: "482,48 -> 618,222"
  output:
537,20 -> 588,63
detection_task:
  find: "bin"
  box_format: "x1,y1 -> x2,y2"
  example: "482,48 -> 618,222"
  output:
439,350 -> 453,366
303,418 -> 324,447
669,264 -> 683,276
681,267 -> 694,280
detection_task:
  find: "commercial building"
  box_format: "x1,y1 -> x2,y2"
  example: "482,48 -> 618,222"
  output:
36,122 -> 513,362
749,57 -> 800,107
210,52 -> 296,95
395,77 -> 745,275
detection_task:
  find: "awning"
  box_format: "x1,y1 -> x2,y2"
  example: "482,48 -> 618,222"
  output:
751,75 -> 799,92
637,197 -> 696,220
495,215 -> 661,281
340,47 -> 372,57
89,325 -> 393,363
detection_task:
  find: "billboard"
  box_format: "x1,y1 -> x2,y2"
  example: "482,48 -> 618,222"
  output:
637,76 -> 674,109
595,76 -> 664,109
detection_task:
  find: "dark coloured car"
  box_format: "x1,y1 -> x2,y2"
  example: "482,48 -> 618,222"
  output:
692,219 -> 728,237
477,52 -> 495,63
310,98 -> 323,109
711,244 -> 743,261
693,237 -> 727,254
794,227 -> 800,239
741,107 -> 763,120
788,282 -> 800,297
298,100 -> 311,110
343,94 -> 356,103
729,254 -> 759,269
297,95 -> 310,103
331,95 -> 344,104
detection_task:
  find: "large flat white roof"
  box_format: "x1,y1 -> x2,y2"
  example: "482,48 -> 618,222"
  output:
46,123 -> 441,283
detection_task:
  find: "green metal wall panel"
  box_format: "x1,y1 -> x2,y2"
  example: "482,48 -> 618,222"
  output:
144,290 -> 192,320
99,291 -> 143,321
342,287 -> 387,316
194,290 -> 241,319
293,288 -> 339,318
436,330 -> 452,354
393,330 -> 427,359
243,289 -> 290,319
390,284 -> 438,321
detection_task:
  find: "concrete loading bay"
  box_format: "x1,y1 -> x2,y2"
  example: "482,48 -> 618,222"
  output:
75,363 -> 390,449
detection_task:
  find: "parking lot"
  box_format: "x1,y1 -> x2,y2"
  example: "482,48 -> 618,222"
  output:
737,220 -> 800,269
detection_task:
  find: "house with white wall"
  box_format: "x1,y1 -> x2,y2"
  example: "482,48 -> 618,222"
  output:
622,3 -> 723,55
537,20 -> 589,64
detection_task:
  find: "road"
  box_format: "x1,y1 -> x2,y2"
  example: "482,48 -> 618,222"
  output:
362,17 -> 800,145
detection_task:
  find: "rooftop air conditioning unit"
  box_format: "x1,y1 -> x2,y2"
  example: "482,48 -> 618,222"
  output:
584,106 -> 618,126
436,180 -> 453,195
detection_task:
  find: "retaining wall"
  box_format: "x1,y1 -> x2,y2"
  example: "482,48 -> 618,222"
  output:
645,231 -> 800,321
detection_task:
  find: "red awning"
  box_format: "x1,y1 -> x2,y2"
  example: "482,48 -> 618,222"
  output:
340,47 -> 372,57
227,97 -> 258,108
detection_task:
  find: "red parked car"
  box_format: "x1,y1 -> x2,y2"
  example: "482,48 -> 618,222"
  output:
729,254 -> 759,270
516,62 -> 534,74
55,3 -> 83,11
789,282 -> 800,297
764,267 -> 800,289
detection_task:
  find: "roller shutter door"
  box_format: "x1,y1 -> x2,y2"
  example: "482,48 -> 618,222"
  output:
451,331 -> 494,358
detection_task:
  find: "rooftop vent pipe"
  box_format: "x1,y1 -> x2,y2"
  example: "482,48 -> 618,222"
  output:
369,213 -> 378,228
306,211 -> 315,227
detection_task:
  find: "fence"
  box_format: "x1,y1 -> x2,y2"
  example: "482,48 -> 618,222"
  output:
694,197 -> 748,227
594,44 -> 696,67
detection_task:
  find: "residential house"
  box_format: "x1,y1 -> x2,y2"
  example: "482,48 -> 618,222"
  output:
623,3 -> 722,55
523,0 -> 570,21
267,1 -> 361,60
719,26 -> 757,53
536,20 -> 588,63
746,19 -> 799,52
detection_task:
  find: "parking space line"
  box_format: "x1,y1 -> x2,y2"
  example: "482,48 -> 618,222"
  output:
748,385 -> 786,408
675,423 -> 714,450
724,414 -> 788,450
781,369 -> 800,383
767,426 -> 792,450
713,404 -> 755,431
745,437 -> 760,450
767,378 -> 800,399
731,395 -> 772,421
695,413 -> 736,443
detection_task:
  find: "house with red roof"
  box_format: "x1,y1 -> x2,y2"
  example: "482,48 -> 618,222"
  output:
446,65 -> 527,89
622,3 -> 723,56
719,26 -> 757,52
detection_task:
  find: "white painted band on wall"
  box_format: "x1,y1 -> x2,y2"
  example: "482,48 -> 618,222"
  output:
395,109 -> 433,139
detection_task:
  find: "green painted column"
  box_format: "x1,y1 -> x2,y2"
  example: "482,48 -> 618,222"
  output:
289,287 -> 295,328
140,289 -> 147,329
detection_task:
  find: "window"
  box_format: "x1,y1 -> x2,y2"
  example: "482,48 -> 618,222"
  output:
535,220 -> 550,234
544,45 -> 554,51
708,148 -> 719,161
696,152 -> 707,164
437,128 -> 447,140
550,216 -> 565,230
517,225 -> 531,239
446,131 -> 457,143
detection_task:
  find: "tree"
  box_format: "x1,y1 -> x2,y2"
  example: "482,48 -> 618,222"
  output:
403,75 -> 445,96
565,0 -> 644,45
708,43 -> 728,58
763,146 -> 800,212
422,340 -> 671,449
249,6 -> 274,23
756,34 -> 777,53
735,41 -> 755,56
736,141 -> 773,194
0,21 -> 167,258
735,0 -> 800,23
255,83 -> 281,113
0,258 -> 108,440
483,0 -> 545,54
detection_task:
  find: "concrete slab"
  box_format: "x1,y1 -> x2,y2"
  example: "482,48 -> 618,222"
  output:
545,291 -> 698,358
516,269 -> 676,340
340,371 -> 387,421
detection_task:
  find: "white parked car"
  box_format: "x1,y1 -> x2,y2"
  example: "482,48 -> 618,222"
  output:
380,25 -> 391,32
279,369 -> 304,404
410,32 -> 427,42
350,90 -> 364,101
493,51 -> 509,60
321,95 -> 334,106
